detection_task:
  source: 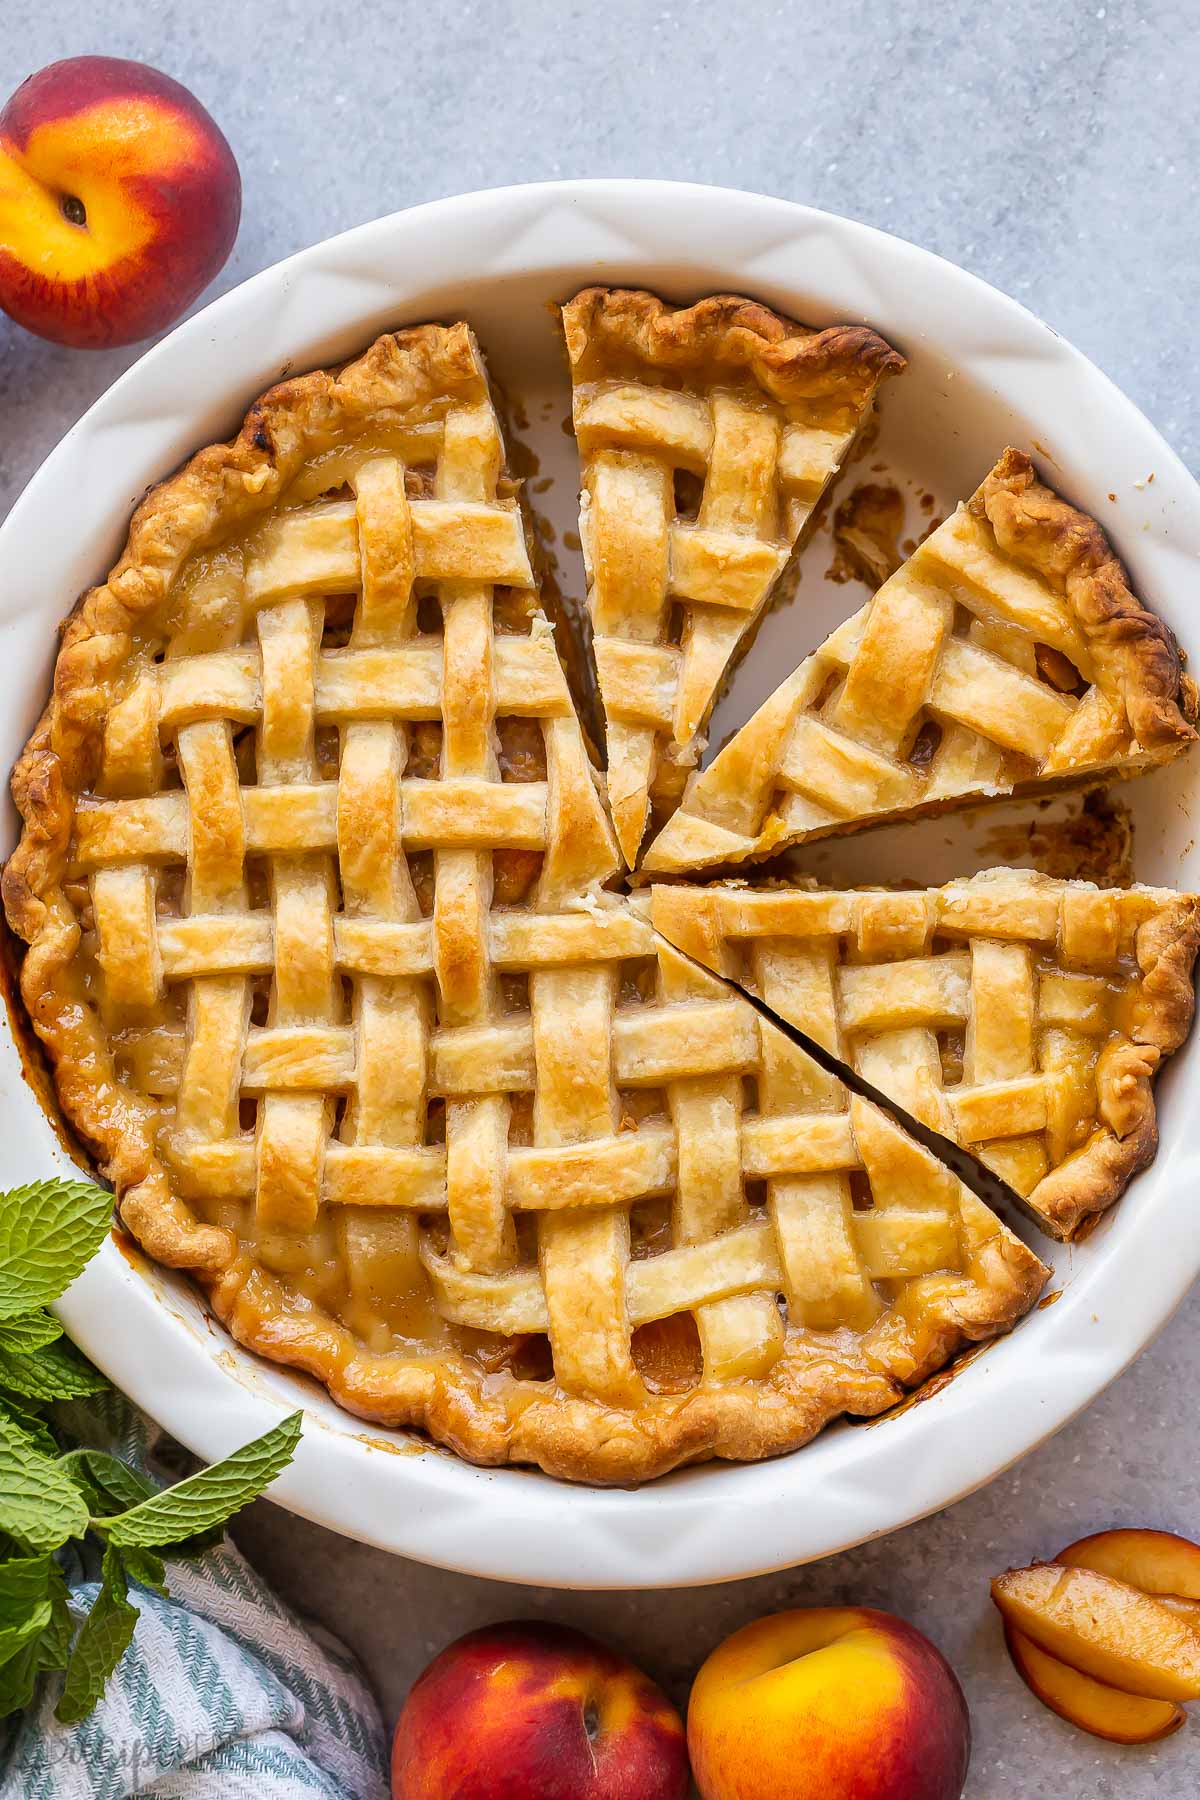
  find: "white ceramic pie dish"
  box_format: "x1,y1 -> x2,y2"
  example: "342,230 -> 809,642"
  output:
2,180 -> 1198,1588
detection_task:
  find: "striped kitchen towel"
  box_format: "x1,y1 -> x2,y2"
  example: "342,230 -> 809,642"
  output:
0,1398 -> 389,1800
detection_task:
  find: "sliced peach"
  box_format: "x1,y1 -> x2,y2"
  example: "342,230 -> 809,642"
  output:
1004,1626 -> 1185,1745
1059,1528 -> 1200,1601
991,1564 -> 1200,1703
1160,1596 -> 1200,1632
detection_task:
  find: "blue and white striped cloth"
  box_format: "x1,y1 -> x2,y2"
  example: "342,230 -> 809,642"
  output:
0,1402 -> 388,1800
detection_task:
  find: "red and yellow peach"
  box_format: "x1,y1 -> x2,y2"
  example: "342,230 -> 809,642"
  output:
687,1606 -> 970,1800
0,56 -> 240,348
391,1620 -> 689,1800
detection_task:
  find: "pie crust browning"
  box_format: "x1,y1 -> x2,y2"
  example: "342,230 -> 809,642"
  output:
643,449 -> 1199,875
563,286 -> 904,866
648,872 -> 1200,1241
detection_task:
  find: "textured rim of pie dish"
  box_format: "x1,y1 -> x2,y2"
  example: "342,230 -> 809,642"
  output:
1,180 -> 1197,1588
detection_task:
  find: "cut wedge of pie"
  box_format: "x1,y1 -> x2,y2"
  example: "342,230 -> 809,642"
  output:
642,450 -> 1199,876
3,324 -> 1051,1484
646,872 -> 1200,1240
562,286 -> 904,867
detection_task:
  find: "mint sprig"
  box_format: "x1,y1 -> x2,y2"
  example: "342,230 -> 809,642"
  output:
0,1178 -> 303,1725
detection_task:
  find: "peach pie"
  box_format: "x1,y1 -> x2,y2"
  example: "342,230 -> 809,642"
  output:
4,292 -> 1196,1484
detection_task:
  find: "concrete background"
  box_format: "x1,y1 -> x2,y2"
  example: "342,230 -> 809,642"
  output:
3,3 -> 1199,1793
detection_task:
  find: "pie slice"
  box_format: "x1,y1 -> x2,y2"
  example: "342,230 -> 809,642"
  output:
562,286 -> 903,867
646,872 -> 1200,1240
2,322 -> 1046,1482
642,450 -> 1198,876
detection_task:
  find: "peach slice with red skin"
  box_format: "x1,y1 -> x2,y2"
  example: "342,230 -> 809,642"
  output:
992,1563 -> 1200,1705
1003,1625 -> 1185,1745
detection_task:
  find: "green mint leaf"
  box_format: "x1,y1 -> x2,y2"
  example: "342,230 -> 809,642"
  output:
0,1409 -> 89,1551
118,1547 -> 168,1597
0,1554 -> 53,1620
39,1562 -> 73,1672
0,1556 -> 53,1665
0,1337 -> 107,1402
55,1545 -> 138,1726
97,1411 -> 301,1549
0,1181 -> 113,1317
0,1636 -> 44,1718
0,1599 -> 51,1668
0,1395 -> 57,1461
0,1312 -> 61,1355
60,1449 -> 155,1518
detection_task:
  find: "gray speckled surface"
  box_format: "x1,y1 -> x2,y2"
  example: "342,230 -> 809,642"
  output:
4,4 -> 1200,1793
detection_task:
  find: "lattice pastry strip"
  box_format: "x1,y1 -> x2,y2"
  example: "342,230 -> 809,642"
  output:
646,872 -> 1200,1241
658,945 -> 784,1381
563,287 -> 903,866
644,449 -> 1198,876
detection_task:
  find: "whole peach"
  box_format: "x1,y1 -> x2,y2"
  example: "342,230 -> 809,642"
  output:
391,1620 -> 689,1799
688,1607 -> 969,1800
0,56 -> 240,348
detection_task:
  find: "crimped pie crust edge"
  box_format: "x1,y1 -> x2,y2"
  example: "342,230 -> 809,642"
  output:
562,284 -> 906,404
979,449 -> 1198,756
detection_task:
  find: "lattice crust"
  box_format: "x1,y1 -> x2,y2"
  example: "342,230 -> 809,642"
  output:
647,873 -> 1200,1241
1,325 -> 1045,1482
562,288 -> 904,867
644,450 -> 1199,876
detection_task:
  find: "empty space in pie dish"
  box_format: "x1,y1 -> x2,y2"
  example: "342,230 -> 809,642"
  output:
0,182 -> 1197,1584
